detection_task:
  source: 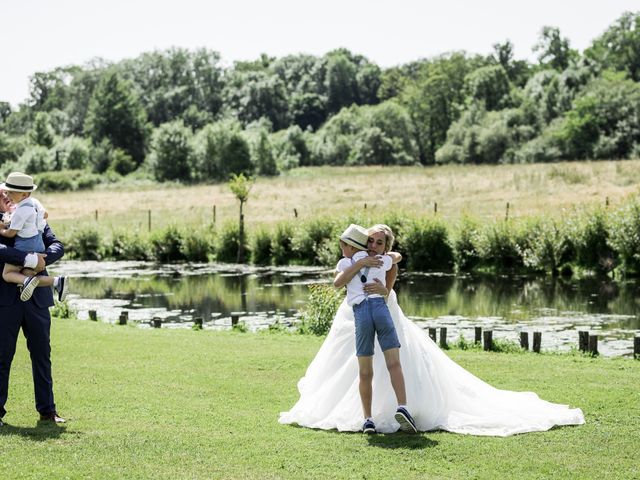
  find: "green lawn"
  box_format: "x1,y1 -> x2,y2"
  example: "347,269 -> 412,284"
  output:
1,318 -> 638,479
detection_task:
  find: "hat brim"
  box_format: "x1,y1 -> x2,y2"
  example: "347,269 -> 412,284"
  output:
0,182 -> 37,192
340,236 -> 368,250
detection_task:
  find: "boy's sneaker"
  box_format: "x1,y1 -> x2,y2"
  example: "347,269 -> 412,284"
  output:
20,276 -> 40,301
395,406 -> 418,433
56,276 -> 69,302
362,419 -> 377,434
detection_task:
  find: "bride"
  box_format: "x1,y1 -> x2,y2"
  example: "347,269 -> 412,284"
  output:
279,224 -> 585,436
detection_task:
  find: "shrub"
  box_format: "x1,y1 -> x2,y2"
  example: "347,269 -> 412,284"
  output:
521,219 -> 570,275
181,230 -> 212,262
608,201 -> 640,274
298,284 -> 344,336
251,229 -> 273,265
271,222 -> 295,265
291,218 -> 337,265
400,218 -> 454,271
476,221 -> 526,272
150,225 -> 186,262
215,222 -> 244,263
66,227 -> 102,260
108,231 -> 151,261
36,170 -> 75,192
569,208 -> 615,274
453,216 -> 482,272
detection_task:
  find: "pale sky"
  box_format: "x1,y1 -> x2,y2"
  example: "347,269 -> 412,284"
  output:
1,1 -> 638,107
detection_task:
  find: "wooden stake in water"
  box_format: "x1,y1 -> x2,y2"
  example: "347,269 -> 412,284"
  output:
439,327 -> 447,348
520,331 -> 529,350
533,332 -> 542,353
483,331 -> 493,351
474,326 -> 482,344
118,311 -> 128,325
578,331 -> 589,353
588,335 -> 599,356
428,328 -> 436,342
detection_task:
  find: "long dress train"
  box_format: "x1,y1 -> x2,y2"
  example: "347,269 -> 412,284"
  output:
279,292 -> 585,436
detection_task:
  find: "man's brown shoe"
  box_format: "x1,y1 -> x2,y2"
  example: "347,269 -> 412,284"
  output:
39,412 -> 66,423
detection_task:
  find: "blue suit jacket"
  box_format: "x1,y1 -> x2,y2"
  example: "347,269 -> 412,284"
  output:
0,225 -> 64,307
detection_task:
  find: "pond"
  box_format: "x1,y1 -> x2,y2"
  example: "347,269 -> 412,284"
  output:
50,261 -> 640,358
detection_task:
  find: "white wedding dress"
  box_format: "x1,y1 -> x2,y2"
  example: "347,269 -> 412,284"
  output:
279,292 -> 585,436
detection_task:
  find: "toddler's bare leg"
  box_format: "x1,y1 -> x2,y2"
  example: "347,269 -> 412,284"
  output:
3,263 -> 27,285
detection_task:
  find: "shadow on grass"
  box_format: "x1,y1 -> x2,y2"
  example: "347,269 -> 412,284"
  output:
366,432 -> 438,449
0,421 -> 68,441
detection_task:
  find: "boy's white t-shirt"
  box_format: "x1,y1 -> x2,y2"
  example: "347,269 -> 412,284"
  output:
9,197 -> 47,238
336,250 -> 393,306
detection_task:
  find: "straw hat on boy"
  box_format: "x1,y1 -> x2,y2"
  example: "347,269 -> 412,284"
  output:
339,224 -> 369,250
0,172 -> 37,192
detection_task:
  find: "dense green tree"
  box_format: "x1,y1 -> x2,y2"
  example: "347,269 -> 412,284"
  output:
27,67 -> 77,111
491,40 -> 531,87
325,53 -> 358,113
586,12 -> 640,81
84,71 -> 149,165
533,26 -> 578,71
464,65 -> 512,111
192,119 -> 252,180
29,112 -> 55,148
148,120 -> 194,181
224,70 -> 290,130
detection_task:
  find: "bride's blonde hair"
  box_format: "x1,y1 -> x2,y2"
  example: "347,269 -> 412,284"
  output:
368,224 -> 395,252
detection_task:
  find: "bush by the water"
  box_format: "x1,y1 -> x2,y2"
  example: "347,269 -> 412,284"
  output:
60,198 -> 640,278
298,284 -> 344,335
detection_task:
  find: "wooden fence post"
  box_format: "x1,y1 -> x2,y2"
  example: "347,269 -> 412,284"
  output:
293,208 -> 298,218
428,328 -> 436,342
434,202 -> 438,214
533,332 -> 542,353
588,335 -> 599,356
474,326 -> 482,344
152,317 -> 162,328
148,209 -> 151,232
634,336 -> 640,360
231,312 -> 242,327
439,327 -> 447,349
520,331 -> 529,350
578,331 -> 589,353
213,205 -> 216,226
88,310 -> 97,321
505,202 -> 510,221
118,311 -> 128,325
95,210 -> 98,222
483,330 -> 493,351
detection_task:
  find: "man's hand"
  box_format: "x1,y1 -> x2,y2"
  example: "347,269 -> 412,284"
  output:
35,253 -> 47,273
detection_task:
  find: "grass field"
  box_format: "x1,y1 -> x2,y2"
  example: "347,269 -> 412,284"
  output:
38,160 -> 640,237
1,317 -> 638,479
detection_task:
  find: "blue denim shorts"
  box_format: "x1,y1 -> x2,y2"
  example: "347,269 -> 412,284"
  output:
14,234 -> 45,253
353,297 -> 401,357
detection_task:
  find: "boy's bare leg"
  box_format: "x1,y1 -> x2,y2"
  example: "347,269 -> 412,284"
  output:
357,356 -> 374,418
383,348 -> 407,406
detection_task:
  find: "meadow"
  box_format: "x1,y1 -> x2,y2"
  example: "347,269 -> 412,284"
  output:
39,160 -> 640,236
0,316 -> 638,479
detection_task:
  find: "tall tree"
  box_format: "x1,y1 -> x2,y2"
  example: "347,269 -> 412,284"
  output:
533,26 -> 578,71
586,12 -> 640,81
84,71 -> 150,165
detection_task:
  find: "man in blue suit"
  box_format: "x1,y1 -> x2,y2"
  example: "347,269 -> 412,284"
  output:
0,190 -> 65,426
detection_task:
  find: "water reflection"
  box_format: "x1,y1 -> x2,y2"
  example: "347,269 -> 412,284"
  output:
50,261 -> 640,357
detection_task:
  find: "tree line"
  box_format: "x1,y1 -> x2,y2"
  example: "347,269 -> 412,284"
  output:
0,12 -> 639,187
